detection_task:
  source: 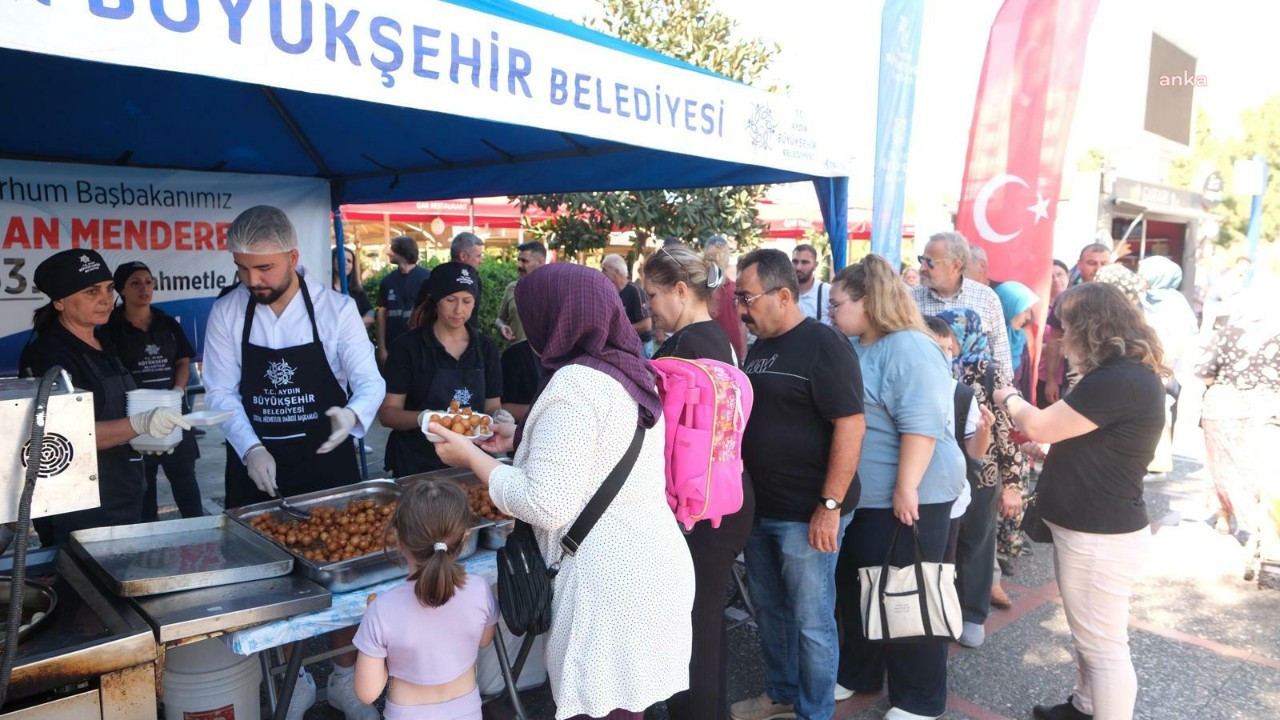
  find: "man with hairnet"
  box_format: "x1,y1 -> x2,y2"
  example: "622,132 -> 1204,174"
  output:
203,205 -> 384,720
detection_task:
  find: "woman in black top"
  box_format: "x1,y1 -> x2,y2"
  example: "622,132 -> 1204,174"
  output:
377,262 -> 501,477
104,262 -> 203,520
20,250 -> 189,543
332,246 -> 374,329
995,283 -> 1166,720
642,242 -> 754,720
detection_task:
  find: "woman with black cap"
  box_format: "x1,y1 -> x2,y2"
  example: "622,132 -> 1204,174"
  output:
20,250 -> 190,543
377,262 -> 501,476
103,261 -> 203,520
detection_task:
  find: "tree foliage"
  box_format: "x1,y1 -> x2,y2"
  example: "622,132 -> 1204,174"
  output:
1169,99 -> 1280,248
516,0 -> 779,261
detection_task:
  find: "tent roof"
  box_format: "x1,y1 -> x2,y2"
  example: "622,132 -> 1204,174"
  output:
0,0 -> 847,207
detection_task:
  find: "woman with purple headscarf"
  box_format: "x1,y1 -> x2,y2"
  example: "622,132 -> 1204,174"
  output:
432,263 -> 694,720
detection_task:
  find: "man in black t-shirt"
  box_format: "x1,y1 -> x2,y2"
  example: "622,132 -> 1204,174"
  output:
601,254 -> 655,357
730,249 -> 866,720
376,235 -> 428,365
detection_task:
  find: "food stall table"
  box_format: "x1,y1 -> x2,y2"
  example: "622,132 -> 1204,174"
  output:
223,549 -> 529,720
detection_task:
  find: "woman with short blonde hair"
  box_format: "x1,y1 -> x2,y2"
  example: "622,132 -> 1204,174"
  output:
995,282 -> 1166,720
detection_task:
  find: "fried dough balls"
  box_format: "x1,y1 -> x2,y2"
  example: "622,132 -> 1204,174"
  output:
248,498 -> 398,565
463,484 -> 510,521
427,406 -> 492,438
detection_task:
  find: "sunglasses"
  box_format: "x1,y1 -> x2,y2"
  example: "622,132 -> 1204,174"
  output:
918,255 -> 938,269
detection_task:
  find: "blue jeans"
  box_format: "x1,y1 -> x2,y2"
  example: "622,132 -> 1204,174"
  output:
745,514 -> 852,720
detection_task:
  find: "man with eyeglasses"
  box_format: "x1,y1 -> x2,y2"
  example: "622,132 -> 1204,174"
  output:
912,231 -> 1013,382
792,243 -> 834,326
729,249 -> 865,720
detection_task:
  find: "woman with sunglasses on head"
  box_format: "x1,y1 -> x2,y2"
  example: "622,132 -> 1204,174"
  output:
641,243 -> 754,720
994,282 -> 1165,720
829,254 -> 965,720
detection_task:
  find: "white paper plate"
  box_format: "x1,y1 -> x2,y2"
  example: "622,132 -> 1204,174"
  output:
420,410 -> 494,444
182,409 -> 235,427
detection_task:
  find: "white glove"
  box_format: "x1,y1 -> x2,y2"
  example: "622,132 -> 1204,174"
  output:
244,444 -> 278,497
316,407 -> 357,454
491,409 -> 516,426
129,407 -> 192,439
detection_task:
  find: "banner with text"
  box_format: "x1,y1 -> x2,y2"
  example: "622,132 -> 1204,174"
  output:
0,159 -> 330,376
0,0 -> 849,178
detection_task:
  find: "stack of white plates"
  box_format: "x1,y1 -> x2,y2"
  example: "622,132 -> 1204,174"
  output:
127,389 -> 183,453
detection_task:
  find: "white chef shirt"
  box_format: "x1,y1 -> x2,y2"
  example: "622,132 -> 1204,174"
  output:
797,280 -> 833,326
203,267 -> 385,459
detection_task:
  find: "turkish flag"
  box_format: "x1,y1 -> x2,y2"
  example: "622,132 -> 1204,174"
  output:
956,0 -> 1100,394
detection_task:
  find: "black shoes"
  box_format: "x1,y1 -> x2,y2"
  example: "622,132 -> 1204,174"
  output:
1032,698 -> 1092,720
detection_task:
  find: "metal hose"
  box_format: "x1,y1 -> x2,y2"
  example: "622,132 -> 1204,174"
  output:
0,366 -> 64,708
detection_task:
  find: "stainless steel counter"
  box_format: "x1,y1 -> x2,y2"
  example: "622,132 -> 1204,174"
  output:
133,572 -> 331,644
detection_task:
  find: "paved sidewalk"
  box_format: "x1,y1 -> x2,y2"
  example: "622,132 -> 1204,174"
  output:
155,403 -> 1279,720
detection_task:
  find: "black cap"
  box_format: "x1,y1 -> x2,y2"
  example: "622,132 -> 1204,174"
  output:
112,261 -> 151,292
418,262 -> 479,308
34,250 -> 114,301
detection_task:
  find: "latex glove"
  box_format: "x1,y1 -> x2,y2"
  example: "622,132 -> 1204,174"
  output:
244,444 -> 278,497
491,409 -> 516,426
129,407 -> 191,439
316,407 -> 357,454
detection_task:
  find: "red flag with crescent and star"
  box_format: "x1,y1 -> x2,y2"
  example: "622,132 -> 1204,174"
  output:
955,0 -> 1100,396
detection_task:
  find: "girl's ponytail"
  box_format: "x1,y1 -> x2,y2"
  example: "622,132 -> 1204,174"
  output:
393,480 -> 471,608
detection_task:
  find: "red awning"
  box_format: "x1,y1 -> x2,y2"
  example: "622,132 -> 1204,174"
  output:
339,198 -> 550,227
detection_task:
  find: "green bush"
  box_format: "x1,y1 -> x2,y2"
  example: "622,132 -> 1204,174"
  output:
363,258 -> 516,349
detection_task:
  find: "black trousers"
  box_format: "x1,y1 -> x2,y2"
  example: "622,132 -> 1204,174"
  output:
666,482 -> 755,720
956,482 -> 1000,625
837,503 -> 952,718
142,430 -> 202,520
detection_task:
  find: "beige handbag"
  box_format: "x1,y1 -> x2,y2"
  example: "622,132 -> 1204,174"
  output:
859,524 -> 962,643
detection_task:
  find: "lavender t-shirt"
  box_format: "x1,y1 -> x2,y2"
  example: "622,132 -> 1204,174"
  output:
353,573 -> 498,685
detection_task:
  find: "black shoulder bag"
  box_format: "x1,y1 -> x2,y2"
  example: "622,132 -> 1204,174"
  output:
496,425 -> 645,636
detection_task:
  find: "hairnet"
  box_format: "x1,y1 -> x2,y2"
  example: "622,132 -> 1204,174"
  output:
227,205 -> 298,254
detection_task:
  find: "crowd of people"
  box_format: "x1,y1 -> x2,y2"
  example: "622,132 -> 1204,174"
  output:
14,202 -> 1276,720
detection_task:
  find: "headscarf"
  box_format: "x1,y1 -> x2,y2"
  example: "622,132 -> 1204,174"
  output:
1139,255 -> 1182,308
936,308 -> 991,374
515,263 -> 661,435
1094,264 -> 1144,307
34,249 -> 113,301
994,281 -> 1039,372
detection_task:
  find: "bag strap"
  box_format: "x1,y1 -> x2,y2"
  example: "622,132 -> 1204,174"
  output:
560,424 -> 645,556
952,382 -> 974,451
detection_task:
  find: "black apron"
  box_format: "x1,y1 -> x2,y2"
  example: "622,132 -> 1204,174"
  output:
384,330 -> 486,476
35,339 -> 145,544
224,279 -> 359,509
107,310 -> 199,465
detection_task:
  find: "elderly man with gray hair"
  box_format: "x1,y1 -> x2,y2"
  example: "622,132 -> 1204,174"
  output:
601,253 -> 656,357
447,231 -> 485,327
912,231 -> 1013,380
203,205 -> 384,720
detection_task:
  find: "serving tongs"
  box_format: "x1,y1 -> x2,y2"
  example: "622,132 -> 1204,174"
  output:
278,496 -> 312,521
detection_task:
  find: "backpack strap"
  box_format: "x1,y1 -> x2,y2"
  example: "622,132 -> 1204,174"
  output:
953,382 -> 975,452
560,424 -> 645,555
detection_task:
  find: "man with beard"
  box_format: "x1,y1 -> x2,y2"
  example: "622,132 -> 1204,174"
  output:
497,241 -> 546,422
792,243 -> 833,326
375,235 -> 428,365
203,205 -> 384,720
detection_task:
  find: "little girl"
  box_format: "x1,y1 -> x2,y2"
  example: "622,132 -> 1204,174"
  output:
354,480 -> 497,720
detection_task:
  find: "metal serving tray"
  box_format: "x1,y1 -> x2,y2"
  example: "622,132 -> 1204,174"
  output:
397,468 -> 512,550
227,480 -> 491,593
69,515 -> 294,597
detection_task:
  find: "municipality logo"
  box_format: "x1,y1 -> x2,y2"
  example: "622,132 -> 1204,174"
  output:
452,387 -> 473,406
78,254 -> 102,274
387,289 -> 397,302
746,103 -> 777,151
265,360 -> 296,388
144,344 -> 160,356
458,268 -> 475,286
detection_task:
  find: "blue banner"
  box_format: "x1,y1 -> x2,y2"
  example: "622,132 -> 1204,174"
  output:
870,0 -> 924,269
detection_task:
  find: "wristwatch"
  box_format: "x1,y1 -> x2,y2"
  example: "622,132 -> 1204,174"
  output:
819,497 -> 841,511
1001,389 -> 1023,409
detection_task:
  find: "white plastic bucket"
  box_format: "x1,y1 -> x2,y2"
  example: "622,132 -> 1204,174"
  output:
163,639 -> 261,720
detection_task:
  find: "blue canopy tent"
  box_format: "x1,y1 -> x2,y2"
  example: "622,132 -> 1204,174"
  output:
0,0 -> 851,372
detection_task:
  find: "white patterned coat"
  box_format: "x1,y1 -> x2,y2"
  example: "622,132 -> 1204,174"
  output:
489,365 -> 694,719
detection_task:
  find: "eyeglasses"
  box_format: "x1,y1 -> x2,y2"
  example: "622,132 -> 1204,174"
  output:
658,246 -> 689,285
733,287 -> 781,307
917,255 -> 937,269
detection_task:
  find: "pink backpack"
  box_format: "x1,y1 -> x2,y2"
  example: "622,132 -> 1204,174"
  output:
650,357 -> 754,531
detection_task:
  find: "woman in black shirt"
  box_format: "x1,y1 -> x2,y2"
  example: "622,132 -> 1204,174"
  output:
104,262 -> 203,520
994,283 -> 1166,720
642,243 -> 753,720
21,251 -> 189,543
377,262 -> 501,477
